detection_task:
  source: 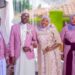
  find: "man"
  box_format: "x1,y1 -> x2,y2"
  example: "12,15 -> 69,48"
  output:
0,18 -> 6,75
0,32 -> 7,75
9,12 -> 37,75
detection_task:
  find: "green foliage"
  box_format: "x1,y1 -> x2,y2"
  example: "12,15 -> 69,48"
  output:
30,17 -> 41,24
49,10 -> 63,32
29,10 -> 70,32
63,16 -> 70,23
13,0 -> 32,13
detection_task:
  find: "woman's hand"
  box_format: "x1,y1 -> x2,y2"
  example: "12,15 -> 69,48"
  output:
51,43 -> 63,50
43,46 -> 52,54
59,44 -> 64,52
43,46 -> 49,54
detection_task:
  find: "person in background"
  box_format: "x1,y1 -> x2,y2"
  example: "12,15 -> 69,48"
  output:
61,15 -> 75,75
0,18 -> 7,75
36,16 -> 63,75
9,12 -> 37,75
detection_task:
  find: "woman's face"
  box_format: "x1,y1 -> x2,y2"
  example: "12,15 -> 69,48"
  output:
71,16 -> 75,25
41,18 -> 49,27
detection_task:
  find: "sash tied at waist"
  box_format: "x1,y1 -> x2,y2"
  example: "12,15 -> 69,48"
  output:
64,38 -> 75,75
64,38 -> 75,50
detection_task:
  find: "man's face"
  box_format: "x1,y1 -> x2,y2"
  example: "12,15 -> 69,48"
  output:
21,13 -> 29,24
71,16 -> 75,25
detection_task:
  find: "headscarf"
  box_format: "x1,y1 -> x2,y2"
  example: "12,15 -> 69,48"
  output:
38,16 -> 51,30
42,16 -> 50,23
68,15 -> 75,30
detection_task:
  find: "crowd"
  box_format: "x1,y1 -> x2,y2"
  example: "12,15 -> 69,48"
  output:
0,12 -> 75,75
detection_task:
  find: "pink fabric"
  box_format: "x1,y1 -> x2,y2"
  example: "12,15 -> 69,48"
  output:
0,32 -> 6,59
9,24 -> 37,59
60,25 -> 75,75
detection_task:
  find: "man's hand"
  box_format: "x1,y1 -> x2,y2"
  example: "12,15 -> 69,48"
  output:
23,47 -> 31,52
32,43 -> 37,48
9,57 -> 16,65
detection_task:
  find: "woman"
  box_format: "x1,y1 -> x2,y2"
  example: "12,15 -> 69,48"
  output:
36,16 -> 62,75
61,15 -> 75,75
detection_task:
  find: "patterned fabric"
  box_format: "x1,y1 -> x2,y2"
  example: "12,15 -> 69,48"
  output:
37,24 -> 62,75
60,25 -> 75,75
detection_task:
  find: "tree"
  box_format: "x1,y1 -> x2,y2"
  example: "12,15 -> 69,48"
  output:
13,0 -> 32,13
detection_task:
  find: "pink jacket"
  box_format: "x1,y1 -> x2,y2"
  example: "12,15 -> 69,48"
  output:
9,24 -> 37,59
0,32 -> 6,59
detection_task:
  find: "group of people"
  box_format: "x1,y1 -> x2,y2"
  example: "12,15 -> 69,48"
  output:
0,12 -> 75,75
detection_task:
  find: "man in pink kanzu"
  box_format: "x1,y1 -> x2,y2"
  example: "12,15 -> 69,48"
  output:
0,32 -> 7,75
9,12 -> 37,75
0,18 -> 7,75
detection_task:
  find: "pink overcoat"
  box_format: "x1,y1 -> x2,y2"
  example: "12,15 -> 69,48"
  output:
0,32 -> 6,59
9,24 -> 37,59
